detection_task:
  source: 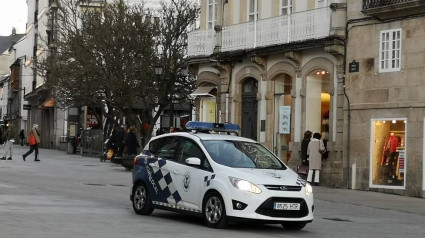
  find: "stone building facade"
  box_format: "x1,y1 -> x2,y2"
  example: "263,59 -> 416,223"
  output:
188,0 -> 348,188
346,0 -> 425,197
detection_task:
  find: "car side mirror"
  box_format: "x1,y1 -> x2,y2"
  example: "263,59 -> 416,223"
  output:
186,157 -> 201,166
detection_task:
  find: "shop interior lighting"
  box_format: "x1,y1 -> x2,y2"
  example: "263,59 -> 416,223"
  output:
392,120 -> 396,124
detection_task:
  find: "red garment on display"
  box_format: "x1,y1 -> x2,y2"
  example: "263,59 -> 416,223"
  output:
381,135 -> 398,165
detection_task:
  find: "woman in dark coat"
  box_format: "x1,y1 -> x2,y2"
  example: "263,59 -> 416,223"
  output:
124,126 -> 140,156
301,130 -> 312,166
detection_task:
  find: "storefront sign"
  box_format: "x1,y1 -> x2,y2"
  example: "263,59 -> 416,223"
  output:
279,106 -> 290,134
86,112 -> 99,128
349,60 -> 359,73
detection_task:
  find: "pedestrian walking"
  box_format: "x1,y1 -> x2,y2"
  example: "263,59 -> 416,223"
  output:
19,129 -> 25,146
307,132 -> 325,185
1,123 -> 17,160
71,134 -> 79,154
106,124 -> 127,158
22,124 -> 41,162
124,125 -> 140,156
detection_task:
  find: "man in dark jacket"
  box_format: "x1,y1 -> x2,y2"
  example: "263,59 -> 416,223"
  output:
107,125 -> 127,157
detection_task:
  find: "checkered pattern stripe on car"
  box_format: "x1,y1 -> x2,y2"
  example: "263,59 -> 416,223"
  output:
296,176 -> 306,186
151,159 -> 182,204
204,174 -> 216,187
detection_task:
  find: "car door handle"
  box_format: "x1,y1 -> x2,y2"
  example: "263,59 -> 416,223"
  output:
173,170 -> 180,175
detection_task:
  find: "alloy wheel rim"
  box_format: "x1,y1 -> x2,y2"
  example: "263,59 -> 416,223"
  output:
134,186 -> 146,210
205,196 -> 222,223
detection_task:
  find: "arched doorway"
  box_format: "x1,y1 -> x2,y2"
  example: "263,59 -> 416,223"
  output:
241,77 -> 258,140
273,74 -> 292,163
305,70 -> 330,137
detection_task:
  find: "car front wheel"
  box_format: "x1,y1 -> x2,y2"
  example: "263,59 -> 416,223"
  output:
202,191 -> 227,228
132,182 -> 154,215
281,221 -> 307,230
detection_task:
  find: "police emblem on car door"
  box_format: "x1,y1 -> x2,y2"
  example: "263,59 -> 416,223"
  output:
174,138 -> 212,211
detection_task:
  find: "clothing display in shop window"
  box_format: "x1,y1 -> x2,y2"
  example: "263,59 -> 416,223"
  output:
381,133 -> 399,180
381,133 -> 398,166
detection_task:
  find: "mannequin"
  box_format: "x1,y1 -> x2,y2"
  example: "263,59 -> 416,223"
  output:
381,132 -> 398,179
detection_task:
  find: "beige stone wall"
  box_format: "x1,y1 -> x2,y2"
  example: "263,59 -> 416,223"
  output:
308,0 -> 315,10
347,0 -> 367,20
272,0 -> 279,17
199,0 -> 207,30
223,0 -> 232,25
347,18 -> 425,107
240,0 -> 247,22
346,16 -> 425,197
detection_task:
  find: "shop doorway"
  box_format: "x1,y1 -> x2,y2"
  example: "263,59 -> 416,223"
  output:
273,74 -> 292,163
241,77 -> 258,140
305,70 -> 330,138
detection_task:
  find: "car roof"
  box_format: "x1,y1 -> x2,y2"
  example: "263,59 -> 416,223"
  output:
152,132 -> 257,143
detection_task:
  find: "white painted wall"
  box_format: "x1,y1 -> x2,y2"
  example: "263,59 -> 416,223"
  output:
305,76 -> 322,133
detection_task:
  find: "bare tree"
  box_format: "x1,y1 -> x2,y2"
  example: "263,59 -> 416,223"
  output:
36,0 -> 199,145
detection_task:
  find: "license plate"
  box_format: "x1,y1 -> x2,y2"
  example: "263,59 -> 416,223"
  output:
273,202 -> 300,210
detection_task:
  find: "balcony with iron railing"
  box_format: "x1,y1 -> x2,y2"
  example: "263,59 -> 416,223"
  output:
188,7 -> 332,57
362,0 -> 425,19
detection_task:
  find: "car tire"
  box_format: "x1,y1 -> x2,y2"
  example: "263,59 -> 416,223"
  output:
132,182 -> 154,215
281,221 -> 307,230
202,191 -> 227,228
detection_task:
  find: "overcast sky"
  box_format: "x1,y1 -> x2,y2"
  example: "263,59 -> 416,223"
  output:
0,0 -> 27,36
0,0 -> 188,36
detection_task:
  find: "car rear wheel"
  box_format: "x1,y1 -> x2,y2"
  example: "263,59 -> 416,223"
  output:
132,182 -> 154,215
202,191 -> 227,228
281,221 -> 307,230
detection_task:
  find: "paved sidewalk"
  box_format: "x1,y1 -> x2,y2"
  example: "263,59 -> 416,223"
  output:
314,186 -> 425,216
3,144 -> 425,216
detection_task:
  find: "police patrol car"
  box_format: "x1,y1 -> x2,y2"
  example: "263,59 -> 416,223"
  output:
130,122 -> 313,230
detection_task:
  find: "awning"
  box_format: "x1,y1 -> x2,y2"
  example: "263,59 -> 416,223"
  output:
39,97 -> 56,109
190,86 -> 216,97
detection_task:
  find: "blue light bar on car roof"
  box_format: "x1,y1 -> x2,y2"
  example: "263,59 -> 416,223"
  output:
185,121 -> 240,133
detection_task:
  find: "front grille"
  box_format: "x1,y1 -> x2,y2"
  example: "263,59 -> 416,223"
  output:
255,197 -> 309,218
264,185 -> 302,191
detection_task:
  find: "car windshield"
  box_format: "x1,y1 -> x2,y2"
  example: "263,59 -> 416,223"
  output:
202,140 -> 285,169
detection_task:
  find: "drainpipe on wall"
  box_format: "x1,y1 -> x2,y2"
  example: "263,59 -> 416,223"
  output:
343,17 -> 375,189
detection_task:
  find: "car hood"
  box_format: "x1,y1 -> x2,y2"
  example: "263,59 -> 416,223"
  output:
218,166 -> 302,186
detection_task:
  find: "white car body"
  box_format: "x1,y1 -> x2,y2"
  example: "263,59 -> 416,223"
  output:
131,130 -> 313,227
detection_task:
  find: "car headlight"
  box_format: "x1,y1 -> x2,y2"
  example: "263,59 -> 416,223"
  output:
229,177 -> 262,194
306,182 -> 313,196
